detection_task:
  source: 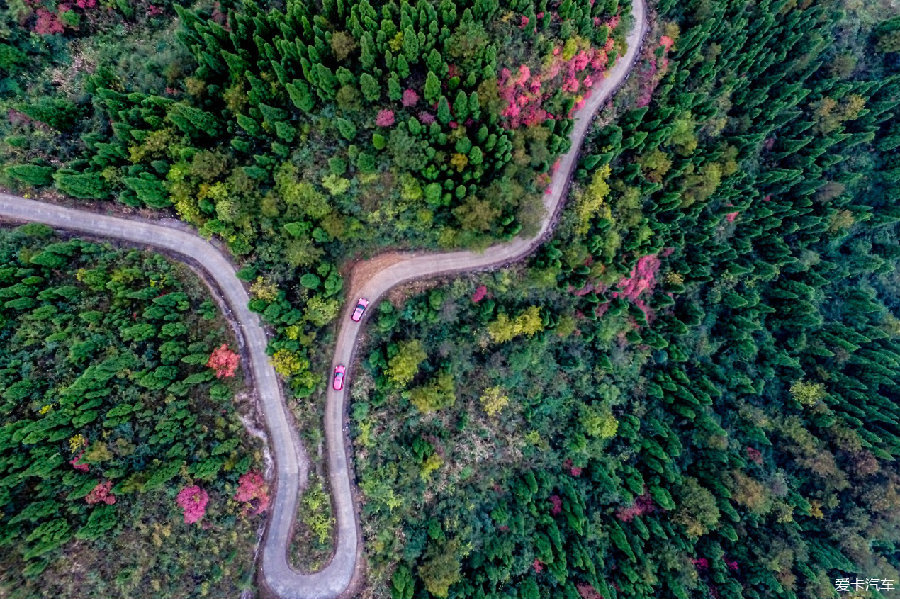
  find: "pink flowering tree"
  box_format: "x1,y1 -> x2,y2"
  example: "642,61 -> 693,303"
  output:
207,344 -> 239,378
577,583 -> 604,599
614,254 -> 661,301
86,480 -> 116,505
176,485 -> 209,524
234,471 -> 270,515
549,494 -> 563,515
563,458 -> 583,476
495,20 -> 626,129
70,451 -> 89,472
616,491 -> 655,522
33,8 -> 65,35
375,109 -> 395,127
27,0 -> 166,37
401,89 -> 419,107
610,254 -> 662,321
636,36 -> 675,107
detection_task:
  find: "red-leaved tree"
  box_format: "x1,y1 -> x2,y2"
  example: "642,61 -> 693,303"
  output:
207,344 -> 239,378
234,471 -> 270,515
577,583 -> 605,599
402,89 -> 419,107
176,485 -> 209,524
375,109 -> 396,127
616,491 -> 655,522
33,8 -> 64,35
86,480 -> 116,505
549,494 -> 563,515
70,451 -> 89,472
636,36 -> 675,107
611,253 -> 662,320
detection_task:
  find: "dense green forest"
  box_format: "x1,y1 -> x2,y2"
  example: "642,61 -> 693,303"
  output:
3,0 -> 900,597
0,225 -> 266,598
1,0 -> 631,400
350,1 -> 900,599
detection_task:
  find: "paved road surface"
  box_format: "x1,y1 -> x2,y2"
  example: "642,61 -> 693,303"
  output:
0,2 -> 646,596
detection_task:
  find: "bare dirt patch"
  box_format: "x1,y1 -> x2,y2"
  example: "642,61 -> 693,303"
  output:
345,251 -> 412,299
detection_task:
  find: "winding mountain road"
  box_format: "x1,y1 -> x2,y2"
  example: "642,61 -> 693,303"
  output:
0,2 -> 645,596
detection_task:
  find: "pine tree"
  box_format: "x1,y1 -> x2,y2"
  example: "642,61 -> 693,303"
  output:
437,96 -> 452,124
452,90 -> 468,120
360,72 -> 381,102
424,71 -> 441,103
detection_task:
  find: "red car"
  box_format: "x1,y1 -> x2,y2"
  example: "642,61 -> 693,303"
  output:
351,297 -> 370,322
333,365 -> 346,390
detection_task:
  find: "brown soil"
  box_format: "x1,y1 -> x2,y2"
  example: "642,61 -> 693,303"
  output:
344,251 -> 413,300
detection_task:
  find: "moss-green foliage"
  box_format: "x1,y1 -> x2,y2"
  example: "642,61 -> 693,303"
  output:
301,479 -> 334,546
486,305 -> 543,343
352,0 -> 900,597
0,226 -> 262,598
386,339 -> 427,387
290,474 -> 335,572
409,371 -> 456,414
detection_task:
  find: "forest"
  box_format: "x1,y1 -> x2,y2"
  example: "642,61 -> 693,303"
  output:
1,0 -> 900,597
0,226 -> 267,598
349,0 -> 900,598
1,0 -> 631,402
